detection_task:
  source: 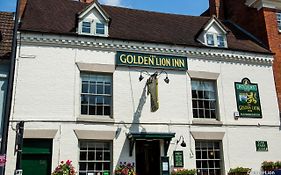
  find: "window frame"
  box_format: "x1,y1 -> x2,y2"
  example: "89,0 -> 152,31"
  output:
195,140 -> 223,175
79,140 -> 113,175
205,33 -> 227,48
80,72 -> 113,117
96,22 -> 105,35
191,79 -> 219,120
81,21 -> 92,34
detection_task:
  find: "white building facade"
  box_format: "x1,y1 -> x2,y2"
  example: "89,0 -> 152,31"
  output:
5,0 -> 281,175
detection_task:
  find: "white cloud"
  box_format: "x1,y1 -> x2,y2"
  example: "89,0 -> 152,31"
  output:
99,0 -> 122,6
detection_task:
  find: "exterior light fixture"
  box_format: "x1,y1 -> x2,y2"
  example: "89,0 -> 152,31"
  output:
177,136 -> 186,147
138,70 -> 170,83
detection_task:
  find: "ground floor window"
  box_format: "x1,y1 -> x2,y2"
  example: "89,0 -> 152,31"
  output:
79,141 -> 112,175
195,140 -> 222,175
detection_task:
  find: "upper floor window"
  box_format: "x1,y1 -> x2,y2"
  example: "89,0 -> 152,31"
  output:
81,73 -> 112,116
206,34 -> 215,46
217,35 -> 225,47
276,13 -> 281,31
96,23 -> 105,35
191,79 -> 217,119
206,33 -> 226,48
82,22 -> 91,34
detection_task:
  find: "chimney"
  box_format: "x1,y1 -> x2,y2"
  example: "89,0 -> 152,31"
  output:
19,0 -> 28,18
80,0 -> 95,3
209,0 -> 225,19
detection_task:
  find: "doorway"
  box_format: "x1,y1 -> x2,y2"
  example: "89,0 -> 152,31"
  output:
136,140 -> 160,175
22,139 -> 52,175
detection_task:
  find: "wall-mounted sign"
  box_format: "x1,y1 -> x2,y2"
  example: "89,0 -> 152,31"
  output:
173,151 -> 184,167
234,78 -> 262,118
256,141 -> 268,152
116,51 -> 188,70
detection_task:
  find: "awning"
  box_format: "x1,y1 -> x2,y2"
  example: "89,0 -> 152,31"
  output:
127,132 -> 175,156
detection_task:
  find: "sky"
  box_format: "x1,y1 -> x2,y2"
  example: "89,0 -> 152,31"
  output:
0,0 -> 209,16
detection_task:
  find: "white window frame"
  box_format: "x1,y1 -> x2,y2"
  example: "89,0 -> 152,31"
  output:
96,22 -> 105,35
79,140 -> 112,175
81,21 -> 92,34
276,13 -> 281,32
80,73 -> 113,117
191,79 -> 218,120
205,33 -> 227,48
79,20 -> 108,37
195,140 -> 223,175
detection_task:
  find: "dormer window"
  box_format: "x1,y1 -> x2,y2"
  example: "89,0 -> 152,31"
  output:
82,22 -> 91,34
96,22 -> 105,35
197,17 -> 228,48
217,35 -> 225,47
206,34 -> 215,46
78,2 -> 110,37
205,33 -> 227,48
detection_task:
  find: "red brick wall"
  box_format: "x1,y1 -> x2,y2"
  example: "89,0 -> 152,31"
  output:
209,0 -> 281,110
263,8 -> 281,109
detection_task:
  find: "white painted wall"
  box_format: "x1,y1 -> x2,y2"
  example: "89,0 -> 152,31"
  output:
5,33 -> 281,175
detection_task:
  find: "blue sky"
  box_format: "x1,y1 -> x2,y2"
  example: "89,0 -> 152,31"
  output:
0,0 -> 209,16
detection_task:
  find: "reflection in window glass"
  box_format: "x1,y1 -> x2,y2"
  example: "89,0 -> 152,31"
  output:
81,74 -> 112,116
191,80 -> 217,119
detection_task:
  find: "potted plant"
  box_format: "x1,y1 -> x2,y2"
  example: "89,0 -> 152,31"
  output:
228,167 -> 251,175
171,169 -> 196,175
114,162 -> 136,175
262,161 -> 275,171
52,160 -> 76,175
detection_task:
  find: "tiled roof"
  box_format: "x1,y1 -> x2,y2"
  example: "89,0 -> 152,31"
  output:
20,0 -> 271,54
0,12 -> 14,60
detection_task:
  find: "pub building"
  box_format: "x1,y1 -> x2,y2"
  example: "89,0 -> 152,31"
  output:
5,0 -> 281,174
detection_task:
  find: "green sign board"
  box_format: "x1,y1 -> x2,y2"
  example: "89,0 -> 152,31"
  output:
234,78 -> 262,118
116,51 -> 188,70
173,151 -> 184,167
256,141 -> 268,152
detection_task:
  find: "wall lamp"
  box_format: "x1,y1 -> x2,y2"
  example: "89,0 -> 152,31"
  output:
176,136 -> 186,147
139,70 -> 170,84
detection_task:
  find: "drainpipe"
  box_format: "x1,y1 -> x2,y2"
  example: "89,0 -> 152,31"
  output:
0,0 -> 21,174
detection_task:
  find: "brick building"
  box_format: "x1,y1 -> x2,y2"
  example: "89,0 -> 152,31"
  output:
204,0 -> 281,112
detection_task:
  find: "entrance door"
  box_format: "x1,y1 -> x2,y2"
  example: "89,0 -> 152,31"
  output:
22,139 -> 52,175
136,140 -> 160,175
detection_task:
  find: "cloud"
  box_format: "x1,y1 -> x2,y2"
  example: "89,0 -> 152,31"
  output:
99,0 -> 122,6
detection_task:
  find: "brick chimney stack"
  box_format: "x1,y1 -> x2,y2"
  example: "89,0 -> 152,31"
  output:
209,0 -> 225,19
80,0 -> 95,3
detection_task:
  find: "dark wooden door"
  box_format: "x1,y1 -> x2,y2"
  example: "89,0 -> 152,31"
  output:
136,140 -> 160,175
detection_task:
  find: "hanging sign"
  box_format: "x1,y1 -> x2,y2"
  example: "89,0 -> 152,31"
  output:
173,151 -> 184,167
234,78 -> 262,118
256,141 -> 268,152
116,51 -> 188,70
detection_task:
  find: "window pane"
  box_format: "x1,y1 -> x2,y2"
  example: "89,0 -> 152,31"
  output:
79,141 -> 112,175
195,141 -> 222,175
191,80 -> 217,119
80,73 -> 112,116
217,35 -> 225,47
206,34 -> 214,46
96,23 -> 105,34
82,22 -> 91,33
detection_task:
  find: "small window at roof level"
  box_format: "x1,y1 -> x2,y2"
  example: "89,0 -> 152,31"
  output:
206,34 -> 215,46
96,23 -> 105,35
276,13 -> 281,31
82,22 -> 91,34
217,35 -> 225,47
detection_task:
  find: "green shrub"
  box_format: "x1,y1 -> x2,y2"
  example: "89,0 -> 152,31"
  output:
262,161 -> 276,170
275,161 -> 281,169
171,169 -> 196,175
228,167 -> 251,175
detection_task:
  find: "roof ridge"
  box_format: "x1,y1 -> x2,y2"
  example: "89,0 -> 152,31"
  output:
101,4 -> 211,19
